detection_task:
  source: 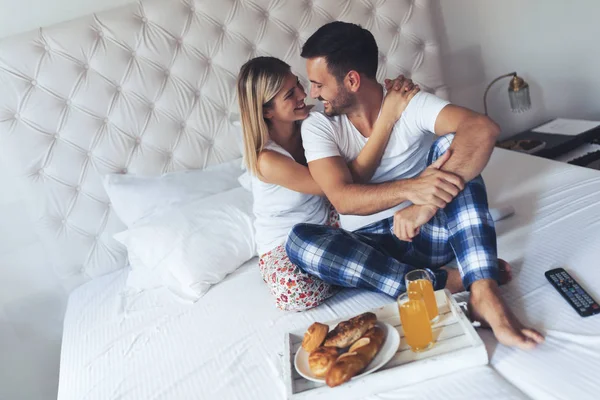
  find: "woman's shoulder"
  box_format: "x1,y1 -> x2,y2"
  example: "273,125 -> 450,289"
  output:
256,149 -> 291,182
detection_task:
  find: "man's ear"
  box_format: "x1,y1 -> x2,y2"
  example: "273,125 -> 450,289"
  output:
345,70 -> 361,93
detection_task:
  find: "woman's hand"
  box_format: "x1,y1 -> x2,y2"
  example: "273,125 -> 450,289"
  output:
381,75 -> 420,123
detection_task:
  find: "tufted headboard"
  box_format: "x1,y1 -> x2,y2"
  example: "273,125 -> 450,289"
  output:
0,0 -> 447,287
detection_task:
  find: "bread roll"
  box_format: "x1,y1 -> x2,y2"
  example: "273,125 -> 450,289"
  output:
324,312 -> 377,348
308,346 -> 339,377
301,322 -> 329,353
325,326 -> 385,387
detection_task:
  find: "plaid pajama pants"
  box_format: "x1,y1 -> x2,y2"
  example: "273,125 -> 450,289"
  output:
285,134 -> 499,299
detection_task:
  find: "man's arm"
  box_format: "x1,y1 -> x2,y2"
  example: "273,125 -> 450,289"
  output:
308,157 -> 409,215
434,105 -> 500,181
302,108 -> 463,216
393,104 -> 500,241
308,152 -> 460,215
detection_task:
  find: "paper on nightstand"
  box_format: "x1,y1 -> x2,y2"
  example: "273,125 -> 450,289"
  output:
532,118 -> 600,136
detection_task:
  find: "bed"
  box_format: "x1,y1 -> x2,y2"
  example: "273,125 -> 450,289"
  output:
56,149 -> 600,400
0,0 -> 599,399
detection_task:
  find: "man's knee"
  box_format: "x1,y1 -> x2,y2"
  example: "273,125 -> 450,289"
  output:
427,133 -> 455,165
287,223 -> 314,244
286,223 -> 321,261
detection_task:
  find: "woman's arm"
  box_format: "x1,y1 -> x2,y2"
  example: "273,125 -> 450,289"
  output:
347,78 -> 420,183
256,150 -> 325,196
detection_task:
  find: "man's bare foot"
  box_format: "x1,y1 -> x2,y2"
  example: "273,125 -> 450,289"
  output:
468,279 -> 544,350
442,259 -> 512,294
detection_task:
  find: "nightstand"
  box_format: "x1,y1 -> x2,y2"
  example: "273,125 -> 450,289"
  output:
497,120 -> 600,161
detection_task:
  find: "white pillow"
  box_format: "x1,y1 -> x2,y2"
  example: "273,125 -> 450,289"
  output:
114,187 -> 256,301
104,158 -> 243,227
238,171 -> 252,191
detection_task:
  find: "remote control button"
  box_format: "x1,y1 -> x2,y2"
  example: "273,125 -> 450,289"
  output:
592,304 -> 599,309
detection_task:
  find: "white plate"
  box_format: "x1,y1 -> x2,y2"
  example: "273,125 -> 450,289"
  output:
294,321 -> 400,383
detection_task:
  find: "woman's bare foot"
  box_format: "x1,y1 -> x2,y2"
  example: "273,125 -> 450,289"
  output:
498,259 -> 513,285
441,266 -> 464,294
468,279 -> 544,350
442,259 -> 513,294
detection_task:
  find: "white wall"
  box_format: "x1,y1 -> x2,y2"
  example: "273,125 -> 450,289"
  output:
434,0 -> 600,139
0,2 -> 134,399
0,164 -> 66,400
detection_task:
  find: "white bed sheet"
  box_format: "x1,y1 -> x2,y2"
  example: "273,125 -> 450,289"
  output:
57,261 -> 526,400
481,150 -> 600,400
58,149 -> 600,400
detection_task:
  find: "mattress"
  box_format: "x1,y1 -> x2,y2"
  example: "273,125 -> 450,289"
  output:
57,149 -> 600,400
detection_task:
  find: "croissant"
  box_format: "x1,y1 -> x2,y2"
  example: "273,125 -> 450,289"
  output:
301,322 -> 329,353
308,346 -> 339,377
323,312 -> 377,348
325,326 -> 385,387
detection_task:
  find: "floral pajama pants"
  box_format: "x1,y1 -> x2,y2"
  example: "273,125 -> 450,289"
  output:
258,204 -> 340,311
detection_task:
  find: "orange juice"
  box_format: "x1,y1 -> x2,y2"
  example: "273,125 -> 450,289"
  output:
398,296 -> 434,352
408,279 -> 439,322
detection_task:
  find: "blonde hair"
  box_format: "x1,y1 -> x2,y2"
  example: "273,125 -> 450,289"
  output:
236,57 -> 290,175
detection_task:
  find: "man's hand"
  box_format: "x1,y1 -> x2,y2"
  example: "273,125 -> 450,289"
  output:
406,151 -> 465,208
393,204 -> 438,241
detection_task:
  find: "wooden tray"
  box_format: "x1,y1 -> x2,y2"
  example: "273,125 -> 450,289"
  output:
282,289 -> 488,399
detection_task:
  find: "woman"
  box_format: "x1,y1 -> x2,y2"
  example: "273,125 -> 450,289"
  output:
236,56 -> 419,311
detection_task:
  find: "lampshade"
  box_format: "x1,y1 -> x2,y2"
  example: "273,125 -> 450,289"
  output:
508,75 -> 531,113
484,72 -> 532,116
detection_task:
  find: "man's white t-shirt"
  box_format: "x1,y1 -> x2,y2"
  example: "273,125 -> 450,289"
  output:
301,91 -> 450,231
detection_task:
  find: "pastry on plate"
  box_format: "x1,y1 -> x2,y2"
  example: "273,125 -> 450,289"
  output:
301,322 -> 329,353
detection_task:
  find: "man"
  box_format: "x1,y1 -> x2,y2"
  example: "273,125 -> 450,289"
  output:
285,22 -> 544,350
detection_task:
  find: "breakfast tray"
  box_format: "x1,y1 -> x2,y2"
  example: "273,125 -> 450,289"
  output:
282,289 -> 488,400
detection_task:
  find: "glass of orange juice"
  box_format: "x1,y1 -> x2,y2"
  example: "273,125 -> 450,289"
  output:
405,269 -> 439,323
397,292 -> 434,352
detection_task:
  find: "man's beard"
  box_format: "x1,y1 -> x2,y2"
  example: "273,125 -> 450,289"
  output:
320,88 -> 354,117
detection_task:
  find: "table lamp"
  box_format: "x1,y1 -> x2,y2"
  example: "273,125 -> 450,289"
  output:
489,72 -> 541,154
483,72 -> 531,116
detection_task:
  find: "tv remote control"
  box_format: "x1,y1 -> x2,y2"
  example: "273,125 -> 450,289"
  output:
545,268 -> 600,317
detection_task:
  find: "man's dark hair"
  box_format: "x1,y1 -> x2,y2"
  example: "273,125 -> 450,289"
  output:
301,21 -> 378,82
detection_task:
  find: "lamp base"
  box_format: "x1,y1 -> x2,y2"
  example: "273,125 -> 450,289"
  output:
497,139 -> 546,155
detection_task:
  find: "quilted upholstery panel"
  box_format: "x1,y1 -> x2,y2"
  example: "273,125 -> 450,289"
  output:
0,0 -> 447,285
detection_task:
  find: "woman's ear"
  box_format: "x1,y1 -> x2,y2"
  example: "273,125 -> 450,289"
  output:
263,107 -> 273,120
